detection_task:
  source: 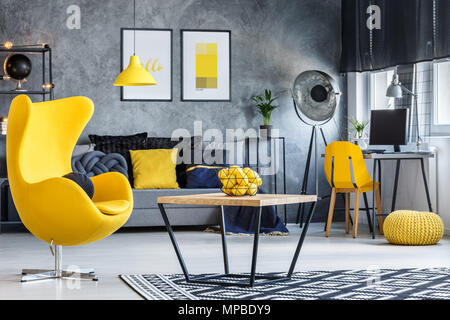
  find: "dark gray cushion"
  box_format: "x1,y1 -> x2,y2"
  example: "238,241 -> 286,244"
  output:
72,151 -> 128,178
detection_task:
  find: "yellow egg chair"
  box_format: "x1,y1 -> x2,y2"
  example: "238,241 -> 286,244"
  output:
7,95 -> 133,282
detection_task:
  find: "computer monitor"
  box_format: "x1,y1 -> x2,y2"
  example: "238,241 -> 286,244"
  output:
369,109 -> 408,152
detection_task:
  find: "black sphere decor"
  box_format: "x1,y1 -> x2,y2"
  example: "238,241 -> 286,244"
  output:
4,54 -> 32,80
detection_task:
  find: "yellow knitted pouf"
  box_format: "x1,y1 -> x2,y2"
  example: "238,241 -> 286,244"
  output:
383,210 -> 444,245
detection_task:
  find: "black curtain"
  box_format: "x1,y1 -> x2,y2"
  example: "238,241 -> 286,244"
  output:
341,0 -> 450,72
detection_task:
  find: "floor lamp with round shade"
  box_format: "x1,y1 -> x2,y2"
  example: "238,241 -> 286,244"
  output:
113,0 -> 156,86
292,70 -> 341,227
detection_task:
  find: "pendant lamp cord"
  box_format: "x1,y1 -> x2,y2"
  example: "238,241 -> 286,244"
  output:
133,0 -> 136,55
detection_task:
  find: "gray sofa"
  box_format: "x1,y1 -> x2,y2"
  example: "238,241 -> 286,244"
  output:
2,183 -> 222,230
124,188 -> 221,227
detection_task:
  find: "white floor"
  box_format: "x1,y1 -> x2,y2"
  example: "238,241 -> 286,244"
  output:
0,223 -> 448,300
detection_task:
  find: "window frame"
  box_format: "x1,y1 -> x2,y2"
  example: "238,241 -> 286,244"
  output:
430,59 -> 450,136
368,67 -> 396,114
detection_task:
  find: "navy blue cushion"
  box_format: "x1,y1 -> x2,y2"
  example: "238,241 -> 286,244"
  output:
63,172 -> 94,198
185,165 -> 226,188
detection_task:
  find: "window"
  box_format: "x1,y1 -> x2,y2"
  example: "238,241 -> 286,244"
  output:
433,61 -> 450,126
369,69 -> 395,110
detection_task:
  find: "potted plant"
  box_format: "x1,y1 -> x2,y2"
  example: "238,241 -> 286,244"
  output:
251,89 -> 279,137
348,117 -> 369,149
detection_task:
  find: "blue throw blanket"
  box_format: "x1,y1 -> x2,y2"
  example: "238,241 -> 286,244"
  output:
186,165 -> 288,234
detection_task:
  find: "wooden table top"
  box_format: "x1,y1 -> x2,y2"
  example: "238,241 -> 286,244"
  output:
157,193 -> 317,207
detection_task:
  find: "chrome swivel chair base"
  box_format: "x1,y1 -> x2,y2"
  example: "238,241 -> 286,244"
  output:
21,269 -> 98,282
21,245 -> 98,283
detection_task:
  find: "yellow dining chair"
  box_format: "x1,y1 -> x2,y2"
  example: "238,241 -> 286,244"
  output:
324,141 -> 383,238
7,95 -> 133,282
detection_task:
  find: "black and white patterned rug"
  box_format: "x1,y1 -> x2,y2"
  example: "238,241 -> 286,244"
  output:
120,268 -> 450,300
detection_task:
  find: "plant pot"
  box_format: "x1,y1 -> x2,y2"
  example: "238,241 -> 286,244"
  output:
260,125 -> 273,138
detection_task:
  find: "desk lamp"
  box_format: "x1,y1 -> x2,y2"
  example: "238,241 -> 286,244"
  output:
386,70 -> 422,147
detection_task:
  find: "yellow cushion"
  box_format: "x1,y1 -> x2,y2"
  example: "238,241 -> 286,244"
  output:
383,210 -> 444,245
95,200 -> 130,215
130,148 -> 179,189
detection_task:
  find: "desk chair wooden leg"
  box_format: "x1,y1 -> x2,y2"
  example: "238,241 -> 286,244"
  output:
376,186 -> 384,234
345,193 -> 350,234
325,188 -> 337,237
352,190 -> 361,238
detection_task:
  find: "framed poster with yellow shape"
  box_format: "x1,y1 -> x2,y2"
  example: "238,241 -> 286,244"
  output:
120,28 -> 172,101
181,30 -> 231,101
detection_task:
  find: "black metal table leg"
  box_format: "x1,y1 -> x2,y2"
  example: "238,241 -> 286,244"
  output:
288,202 -> 317,277
219,206 -> 229,274
391,159 -> 401,212
159,201 -> 316,287
158,203 -> 190,281
420,158 -> 433,212
249,206 -> 262,287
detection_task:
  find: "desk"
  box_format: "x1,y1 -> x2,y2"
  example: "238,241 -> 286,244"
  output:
366,152 -> 434,239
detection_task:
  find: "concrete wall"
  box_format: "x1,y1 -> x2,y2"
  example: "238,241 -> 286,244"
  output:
0,0 -> 345,222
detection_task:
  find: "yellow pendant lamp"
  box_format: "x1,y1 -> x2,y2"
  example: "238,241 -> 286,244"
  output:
114,55 -> 156,86
113,0 -> 156,86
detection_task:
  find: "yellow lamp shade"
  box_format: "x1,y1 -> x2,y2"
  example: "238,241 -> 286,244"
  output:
113,55 -> 157,86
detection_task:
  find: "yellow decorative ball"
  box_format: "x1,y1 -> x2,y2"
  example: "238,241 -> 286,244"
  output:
220,175 -> 236,189
218,168 -> 229,180
243,167 -> 256,183
247,183 -> 258,196
229,166 -> 248,187
383,210 -> 444,245
232,184 -> 247,196
254,172 -> 262,184
219,166 -> 262,196
222,188 -> 234,196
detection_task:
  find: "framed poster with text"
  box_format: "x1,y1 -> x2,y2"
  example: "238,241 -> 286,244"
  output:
181,29 -> 231,101
121,28 -> 172,101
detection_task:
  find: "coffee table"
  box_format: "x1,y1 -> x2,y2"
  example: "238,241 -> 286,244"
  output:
158,193 -> 317,287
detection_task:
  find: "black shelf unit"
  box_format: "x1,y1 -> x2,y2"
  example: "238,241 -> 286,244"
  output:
0,44 -> 54,100
0,44 -> 54,232
245,137 -> 287,223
